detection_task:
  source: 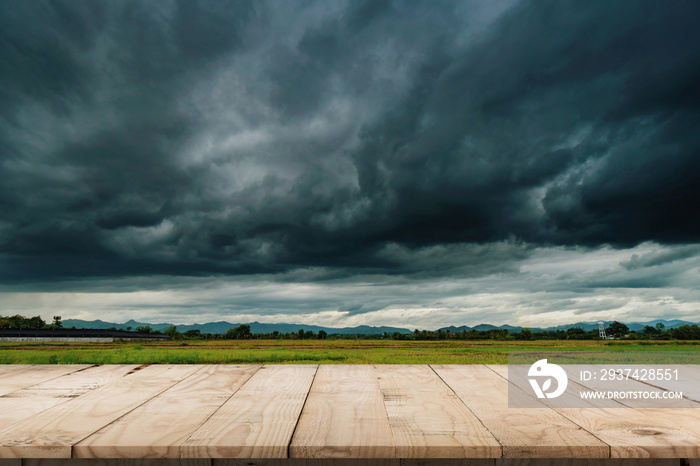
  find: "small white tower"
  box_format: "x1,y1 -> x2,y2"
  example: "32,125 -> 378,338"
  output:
598,321 -> 606,339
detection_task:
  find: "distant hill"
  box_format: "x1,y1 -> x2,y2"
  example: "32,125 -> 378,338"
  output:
61,318 -> 699,336
440,324 -> 528,333
439,319 -> 699,334
62,319 -> 413,335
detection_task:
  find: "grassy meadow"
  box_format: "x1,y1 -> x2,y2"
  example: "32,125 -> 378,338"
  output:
1,339 -> 698,364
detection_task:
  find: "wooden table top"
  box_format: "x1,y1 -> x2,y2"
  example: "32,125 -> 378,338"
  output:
0,364 -> 699,459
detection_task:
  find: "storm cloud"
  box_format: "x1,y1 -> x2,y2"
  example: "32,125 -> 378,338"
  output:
1,0 -> 699,326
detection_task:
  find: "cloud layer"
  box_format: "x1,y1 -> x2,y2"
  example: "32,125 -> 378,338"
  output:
1,1 -> 699,326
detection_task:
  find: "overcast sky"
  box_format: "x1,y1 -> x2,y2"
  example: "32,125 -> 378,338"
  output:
1,0 -> 699,328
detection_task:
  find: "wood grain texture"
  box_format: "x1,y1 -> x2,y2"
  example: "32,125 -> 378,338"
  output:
495,459 -> 680,466
289,365 -> 395,458
401,460 -> 493,466
0,365 -> 33,375
0,365 -> 86,396
433,365 -> 608,458
216,460 -> 399,466
13,460 -> 687,466
562,367 -> 700,458
75,365 -> 261,458
374,365 -> 501,459
586,460 -> 681,466
490,365 -> 700,458
0,365 -> 699,460
494,460 -> 588,466
571,364 -> 700,457
24,460 -> 211,466
0,365 -> 139,433
0,365 -> 200,458
181,365 -> 318,459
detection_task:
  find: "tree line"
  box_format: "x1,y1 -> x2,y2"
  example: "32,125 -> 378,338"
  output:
0,314 -> 62,330
105,321 -> 700,341
162,324 -> 331,340
408,322 -> 700,341
3,314 -> 700,340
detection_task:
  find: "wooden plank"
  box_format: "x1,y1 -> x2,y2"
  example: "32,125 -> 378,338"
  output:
494,460 -> 587,466
0,365 -> 201,458
494,461 -> 678,466
216,460 -> 399,466
433,365 -> 609,458
491,365 -> 700,458
374,365 -> 501,458
181,365 -> 318,458
0,365 -> 87,396
0,365 -> 139,431
75,365 -> 261,458
586,460 -> 680,466
289,365 -> 396,458
24,460 -> 210,466
402,460 -> 493,466
571,366 -> 700,458
0,365 -> 32,375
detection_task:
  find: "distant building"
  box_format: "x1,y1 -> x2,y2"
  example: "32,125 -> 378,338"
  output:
0,329 -> 169,342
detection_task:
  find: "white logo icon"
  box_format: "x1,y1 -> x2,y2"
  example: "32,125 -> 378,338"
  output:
528,359 -> 568,398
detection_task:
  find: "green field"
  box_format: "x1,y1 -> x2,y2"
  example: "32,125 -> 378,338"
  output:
1,339 -> 699,364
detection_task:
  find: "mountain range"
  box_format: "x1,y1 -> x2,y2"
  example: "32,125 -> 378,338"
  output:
61,319 -> 413,335
438,319 -> 698,333
61,318 -> 699,335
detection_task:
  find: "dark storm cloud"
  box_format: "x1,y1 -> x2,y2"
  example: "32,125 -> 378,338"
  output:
620,245 -> 700,271
350,0 -> 700,247
1,0 -> 699,282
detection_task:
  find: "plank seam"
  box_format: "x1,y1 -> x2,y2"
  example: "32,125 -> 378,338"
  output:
567,374 -> 696,457
177,365 -> 263,458
69,365 -> 209,458
429,364 -> 504,458
484,364 -> 613,458
632,379 -> 700,405
0,365 -> 93,397
375,365 -> 405,459
0,365 -> 137,442
373,364 -> 398,459
68,364 -> 102,374
287,364 -> 319,459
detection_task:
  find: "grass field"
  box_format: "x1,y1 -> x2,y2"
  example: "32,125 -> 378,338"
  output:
1,339 -> 699,364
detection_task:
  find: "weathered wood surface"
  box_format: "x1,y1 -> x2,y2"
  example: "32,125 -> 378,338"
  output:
10,458 -> 691,466
375,365 -> 501,459
433,365 -> 608,458
490,365 -> 700,458
290,365 -> 395,458
0,365 -> 139,433
0,365 -> 699,459
0,365 -> 86,396
75,365 -> 261,458
0,365 -> 200,458
181,365 -> 317,458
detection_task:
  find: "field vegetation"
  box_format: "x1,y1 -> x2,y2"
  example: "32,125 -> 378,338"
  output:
1,339 -> 698,365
